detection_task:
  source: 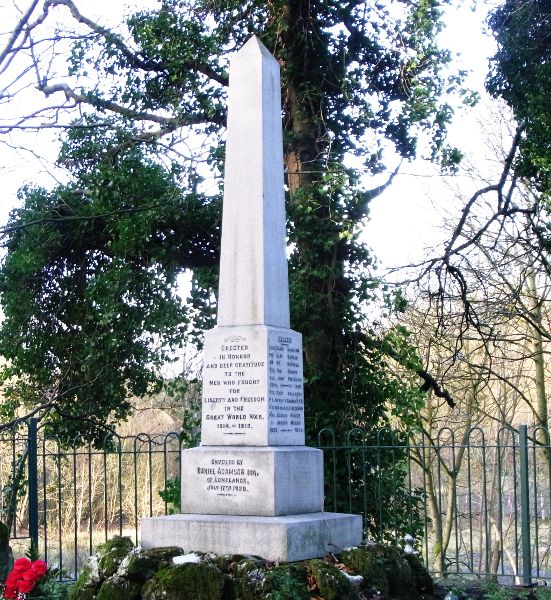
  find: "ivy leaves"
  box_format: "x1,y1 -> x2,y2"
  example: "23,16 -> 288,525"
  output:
488,0 -> 551,193
0,134 -> 218,445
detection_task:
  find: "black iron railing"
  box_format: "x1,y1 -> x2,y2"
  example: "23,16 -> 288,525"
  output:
1,421 -> 549,584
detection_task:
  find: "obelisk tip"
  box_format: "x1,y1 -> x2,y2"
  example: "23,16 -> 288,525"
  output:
218,32 -> 288,328
236,36 -> 278,64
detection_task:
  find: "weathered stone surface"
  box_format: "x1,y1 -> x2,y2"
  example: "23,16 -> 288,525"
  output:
96,535 -> 134,579
96,575 -> 141,600
69,537 -> 135,599
141,563 -> 227,600
141,512 -> 362,562
68,566 -> 100,600
68,535 -> 431,600
217,37 -> 289,330
181,446 -> 322,516
200,325 -> 304,447
119,546 -> 184,582
308,559 -> 356,600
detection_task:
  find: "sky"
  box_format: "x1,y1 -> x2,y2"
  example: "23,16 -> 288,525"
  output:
0,0 -> 499,272
363,1 -> 499,271
0,1 -> 158,227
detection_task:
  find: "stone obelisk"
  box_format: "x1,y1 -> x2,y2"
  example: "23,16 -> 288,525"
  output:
141,37 -> 362,561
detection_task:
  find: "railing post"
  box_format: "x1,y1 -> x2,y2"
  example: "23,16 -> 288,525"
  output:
519,424 -> 532,586
27,418 -> 39,553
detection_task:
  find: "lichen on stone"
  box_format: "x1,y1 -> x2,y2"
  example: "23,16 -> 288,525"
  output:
308,559 -> 357,600
96,535 -> 134,579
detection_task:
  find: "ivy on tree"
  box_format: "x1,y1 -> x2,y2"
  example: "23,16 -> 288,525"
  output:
487,0 -> 551,196
1,0 -> 460,454
0,126 -> 219,445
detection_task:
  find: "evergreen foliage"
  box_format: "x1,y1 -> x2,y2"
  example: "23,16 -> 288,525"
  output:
0,0 -> 460,448
487,0 -> 551,194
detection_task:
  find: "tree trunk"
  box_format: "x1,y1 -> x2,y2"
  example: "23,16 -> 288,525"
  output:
526,267 -> 551,535
274,1 -> 351,435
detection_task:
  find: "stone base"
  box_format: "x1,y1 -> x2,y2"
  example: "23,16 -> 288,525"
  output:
140,512 -> 363,562
181,446 -> 323,516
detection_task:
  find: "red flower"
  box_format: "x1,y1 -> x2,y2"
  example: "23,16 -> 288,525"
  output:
3,585 -> 17,599
21,571 -> 38,588
12,558 -> 31,572
30,560 -> 47,578
3,557 -> 48,599
4,572 -> 19,587
18,578 -> 34,594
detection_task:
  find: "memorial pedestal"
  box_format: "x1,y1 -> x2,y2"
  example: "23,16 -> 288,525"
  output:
181,446 -> 323,516
139,37 -> 363,561
141,513 -> 362,563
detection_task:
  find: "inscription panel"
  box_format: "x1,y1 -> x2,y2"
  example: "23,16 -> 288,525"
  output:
181,447 -> 272,515
181,447 -> 323,516
201,326 -> 304,446
191,457 -> 263,499
201,327 -> 268,445
267,330 -> 304,445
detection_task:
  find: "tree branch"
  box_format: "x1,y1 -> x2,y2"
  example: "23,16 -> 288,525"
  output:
0,0 -> 41,70
43,0 -> 229,86
0,200 -> 177,238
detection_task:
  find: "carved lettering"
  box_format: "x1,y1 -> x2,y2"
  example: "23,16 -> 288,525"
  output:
202,330 -> 303,443
196,456 -> 261,498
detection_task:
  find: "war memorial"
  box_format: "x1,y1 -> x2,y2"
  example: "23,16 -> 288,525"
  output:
141,37 -> 362,562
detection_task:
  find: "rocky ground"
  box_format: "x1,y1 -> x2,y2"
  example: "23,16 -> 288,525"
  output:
67,536 -> 551,600
68,535 -> 436,599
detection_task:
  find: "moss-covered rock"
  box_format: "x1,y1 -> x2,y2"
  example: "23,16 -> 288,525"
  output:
141,562 -> 227,600
384,547 -> 414,599
67,538 -> 433,600
341,545 -> 390,596
68,566 -> 100,600
233,559 -> 310,600
403,553 -> 433,593
230,558 -> 262,600
96,575 -> 142,600
96,536 -> 134,579
309,559 -> 357,600
340,543 -> 417,599
119,546 -> 184,582
262,563 -> 310,600
214,554 -> 263,576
